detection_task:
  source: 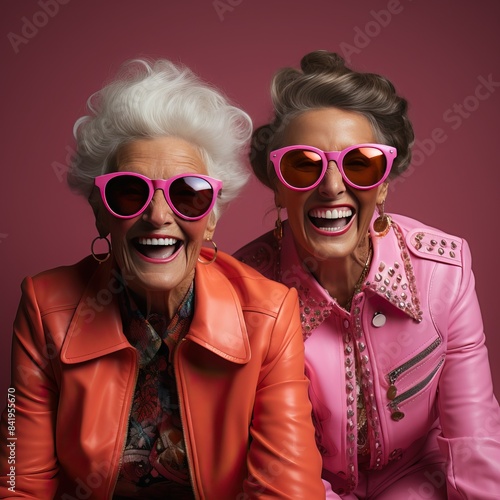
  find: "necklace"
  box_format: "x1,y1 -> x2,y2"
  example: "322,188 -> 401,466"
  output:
345,242 -> 373,312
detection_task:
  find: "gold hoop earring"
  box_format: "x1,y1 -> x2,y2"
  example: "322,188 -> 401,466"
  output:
91,236 -> 111,263
373,202 -> 391,237
198,238 -> 218,265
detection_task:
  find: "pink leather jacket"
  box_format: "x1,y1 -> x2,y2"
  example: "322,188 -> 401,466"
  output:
235,213 -> 500,499
0,251 -> 325,499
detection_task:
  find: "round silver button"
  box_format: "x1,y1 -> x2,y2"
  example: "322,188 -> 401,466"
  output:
372,312 -> 386,328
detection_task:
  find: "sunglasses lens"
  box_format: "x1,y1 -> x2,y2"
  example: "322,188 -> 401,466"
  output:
280,149 -> 324,188
343,147 -> 387,187
169,176 -> 214,218
105,175 -> 150,216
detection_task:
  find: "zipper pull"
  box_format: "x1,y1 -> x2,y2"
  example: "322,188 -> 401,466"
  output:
387,384 -> 398,400
389,402 -> 405,421
387,372 -> 398,400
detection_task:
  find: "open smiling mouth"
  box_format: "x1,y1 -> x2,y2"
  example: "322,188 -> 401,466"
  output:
308,208 -> 354,232
133,237 -> 183,260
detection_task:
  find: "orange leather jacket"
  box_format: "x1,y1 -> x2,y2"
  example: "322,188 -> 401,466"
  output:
0,251 -> 325,499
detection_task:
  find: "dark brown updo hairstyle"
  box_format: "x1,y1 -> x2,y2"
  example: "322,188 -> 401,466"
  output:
250,50 -> 414,190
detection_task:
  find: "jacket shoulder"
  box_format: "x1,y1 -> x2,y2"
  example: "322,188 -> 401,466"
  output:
25,255 -> 99,314
232,229 -> 277,280
209,250 -> 294,312
391,214 -> 465,267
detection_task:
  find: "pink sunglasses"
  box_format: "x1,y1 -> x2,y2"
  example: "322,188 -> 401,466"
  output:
270,144 -> 397,191
94,172 -> 223,221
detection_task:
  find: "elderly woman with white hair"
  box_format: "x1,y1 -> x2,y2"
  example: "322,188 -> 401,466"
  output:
0,59 -> 325,499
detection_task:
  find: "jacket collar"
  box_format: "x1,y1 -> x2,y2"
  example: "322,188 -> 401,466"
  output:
185,252 -> 250,364
278,216 -> 422,339
365,217 -> 423,322
61,253 -> 250,364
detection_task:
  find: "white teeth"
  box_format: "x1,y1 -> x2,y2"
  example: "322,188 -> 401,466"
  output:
138,237 -> 177,246
310,208 -> 353,219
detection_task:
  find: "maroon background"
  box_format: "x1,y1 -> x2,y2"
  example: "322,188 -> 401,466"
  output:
1,0 -> 499,403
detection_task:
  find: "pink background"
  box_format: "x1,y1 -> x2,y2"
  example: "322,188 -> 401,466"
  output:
1,0 -> 499,403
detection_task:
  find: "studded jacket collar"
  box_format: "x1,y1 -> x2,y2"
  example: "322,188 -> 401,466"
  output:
283,215 -> 466,332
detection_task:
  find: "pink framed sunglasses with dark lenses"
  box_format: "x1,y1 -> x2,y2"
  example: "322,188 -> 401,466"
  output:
270,144 -> 397,191
94,172 -> 223,221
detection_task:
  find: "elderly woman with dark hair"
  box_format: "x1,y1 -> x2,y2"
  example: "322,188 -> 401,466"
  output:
0,59 -> 325,499
235,50 -> 500,499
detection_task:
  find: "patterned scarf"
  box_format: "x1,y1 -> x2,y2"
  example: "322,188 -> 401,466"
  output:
114,282 -> 195,499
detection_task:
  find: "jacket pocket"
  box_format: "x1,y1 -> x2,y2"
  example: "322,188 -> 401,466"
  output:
386,337 -> 442,400
387,348 -> 444,421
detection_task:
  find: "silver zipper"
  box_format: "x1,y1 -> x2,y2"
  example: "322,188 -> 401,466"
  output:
388,358 -> 444,421
386,337 -> 442,400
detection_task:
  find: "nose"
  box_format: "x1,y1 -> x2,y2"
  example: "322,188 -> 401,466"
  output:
141,188 -> 175,226
317,161 -> 346,198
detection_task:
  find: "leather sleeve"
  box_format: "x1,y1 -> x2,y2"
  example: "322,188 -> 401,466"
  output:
435,239 -> 500,498
243,287 -> 328,499
0,277 -> 60,499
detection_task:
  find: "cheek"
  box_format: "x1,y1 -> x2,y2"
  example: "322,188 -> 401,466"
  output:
355,192 -> 379,222
182,220 -> 211,249
276,187 -> 305,212
107,220 -> 137,262
108,219 -> 134,241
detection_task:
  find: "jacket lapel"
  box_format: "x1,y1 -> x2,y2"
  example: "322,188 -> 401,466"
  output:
367,218 -> 423,322
187,257 -> 251,364
61,258 -> 131,364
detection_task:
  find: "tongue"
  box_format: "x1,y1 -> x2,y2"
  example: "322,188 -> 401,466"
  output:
138,244 -> 177,260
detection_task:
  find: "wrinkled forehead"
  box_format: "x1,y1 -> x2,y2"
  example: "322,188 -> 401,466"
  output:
115,137 -> 207,179
282,108 -> 377,151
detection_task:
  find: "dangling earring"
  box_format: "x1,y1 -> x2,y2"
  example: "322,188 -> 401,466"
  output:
198,238 -> 218,265
274,206 -> 283,242
373,202 -> 391,237
273,206 -> 283,282
91,235 -> 111,263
